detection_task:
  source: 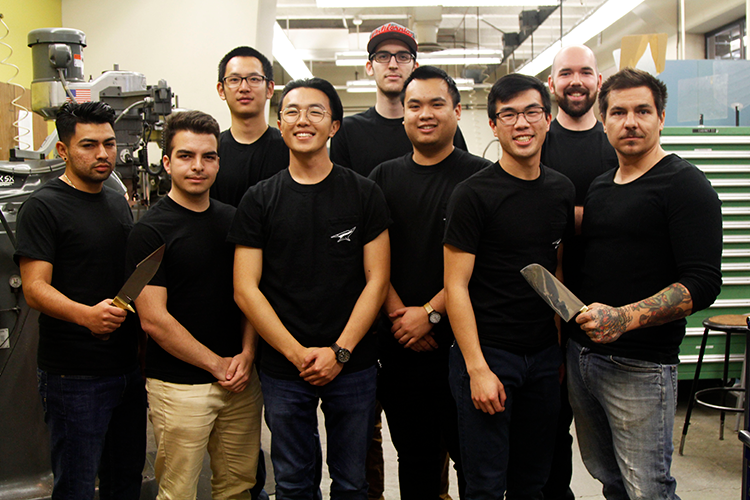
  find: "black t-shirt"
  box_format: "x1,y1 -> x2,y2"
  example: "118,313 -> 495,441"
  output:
571,154 -> 723,364
444,163 -> 575,354
14,179 -> 139,375
330,107 -> 469,177
369,148 -> 492,361
541,120 -> 618,206
228,165 -> 391,379
126,196 -> 242,384
211,127 -> 289,207
540,120 -> 619,331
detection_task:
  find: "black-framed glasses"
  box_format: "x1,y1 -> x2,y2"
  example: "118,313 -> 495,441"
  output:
495,106 -> 546,126
369,51 -> 414,64
281,106 -> 330,123
222,75 -> 268,89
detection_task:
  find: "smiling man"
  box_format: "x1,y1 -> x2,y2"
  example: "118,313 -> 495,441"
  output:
127,111 -> 263,499
15,101 -> 146,500
212,46 -> 288,207
568,68 -> 722,500
443,74 -> 574,499
369,66 -> 491,499
330,22 -> 467,177
231,78 -> 391,499
540,45 -> 618,500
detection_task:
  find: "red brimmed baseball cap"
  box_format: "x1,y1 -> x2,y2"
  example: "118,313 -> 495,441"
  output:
367,22 -> 418,57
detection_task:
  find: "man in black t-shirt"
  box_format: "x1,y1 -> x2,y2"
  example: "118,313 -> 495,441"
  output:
569,68 -> 722,500
232,78 -> 391,498
128,111 -> 263,499
330,22 -> 467,178
212,46 -> 288,207
444,74 -> 574,498
539,45 -> 618,500
369,66 -> 490,499
15,101 -> 145,500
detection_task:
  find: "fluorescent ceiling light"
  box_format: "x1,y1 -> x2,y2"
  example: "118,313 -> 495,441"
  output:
273,23 -> 314,79
346,78 -> 477,93
336,48 -> 503,67
518,0 -> 646,76
318,0 -> 559,6
421,48 -> 503,65
336,51 -> 369,67
346,80 -> 377,93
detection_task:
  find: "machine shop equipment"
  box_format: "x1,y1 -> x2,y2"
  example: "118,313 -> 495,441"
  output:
0,27 -> 172,499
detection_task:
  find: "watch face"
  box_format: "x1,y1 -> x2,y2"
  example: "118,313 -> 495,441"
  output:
337,348 -> 351,363
429,311 -> 442,324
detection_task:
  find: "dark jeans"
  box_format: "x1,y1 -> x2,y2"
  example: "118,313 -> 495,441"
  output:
541,347 -> 575,500
261,367 -> 377,500
379,351 -> 464,500
449,343 -> 560,500
37,367 -> 147,500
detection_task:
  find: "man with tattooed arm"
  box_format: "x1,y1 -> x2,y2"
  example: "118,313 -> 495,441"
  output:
567,68 -> 722,500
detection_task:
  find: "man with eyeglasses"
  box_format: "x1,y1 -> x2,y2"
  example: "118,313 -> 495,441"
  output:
213,46 -> 288,207
539,45 -> 618,500
330,22 -> 467,178
231,77 -> 391,498
444,74 -> 575,498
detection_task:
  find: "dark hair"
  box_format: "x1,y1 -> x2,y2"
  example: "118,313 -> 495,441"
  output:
218,46 -> 273,83
162,110 -> 220,158
56,101 -> 116,145
278,78 -> 343,123
400,66 -> 461,107
599,67 -> 668,117
487,74 -> 551,120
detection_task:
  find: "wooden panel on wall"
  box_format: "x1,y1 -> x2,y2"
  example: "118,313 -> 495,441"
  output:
0,81 -> 48,161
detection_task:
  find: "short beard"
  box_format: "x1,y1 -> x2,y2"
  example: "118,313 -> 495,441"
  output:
557,92 -> 596,118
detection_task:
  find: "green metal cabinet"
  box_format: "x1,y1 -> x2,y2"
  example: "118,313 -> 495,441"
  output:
661,127 -> 750,380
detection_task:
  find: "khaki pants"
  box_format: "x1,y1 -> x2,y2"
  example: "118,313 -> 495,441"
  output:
147,370 -> 263,500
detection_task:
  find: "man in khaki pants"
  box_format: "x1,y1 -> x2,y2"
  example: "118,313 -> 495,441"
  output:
128,110 -> 263,499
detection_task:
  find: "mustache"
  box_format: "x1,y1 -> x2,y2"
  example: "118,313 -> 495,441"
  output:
564,86 -> 590,95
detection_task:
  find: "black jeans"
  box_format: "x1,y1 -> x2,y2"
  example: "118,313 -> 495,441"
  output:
379,349 -> 464,500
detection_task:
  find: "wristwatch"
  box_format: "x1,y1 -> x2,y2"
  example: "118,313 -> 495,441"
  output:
330,343 -> 351,363
424,302 -> 442,325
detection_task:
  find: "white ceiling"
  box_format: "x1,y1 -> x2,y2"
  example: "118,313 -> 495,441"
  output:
273,0 -> 747,79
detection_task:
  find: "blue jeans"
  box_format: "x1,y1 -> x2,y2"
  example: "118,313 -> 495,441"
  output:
567,340 -> 680,500
261,366 -> 377,500
37,367 -> 147,500
449,343 -> 560,500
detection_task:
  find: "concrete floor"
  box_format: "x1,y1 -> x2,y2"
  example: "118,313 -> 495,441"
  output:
163,380 -> 744,499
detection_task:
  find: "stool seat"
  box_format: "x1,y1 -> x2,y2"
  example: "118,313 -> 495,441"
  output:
703,315 -> 750,333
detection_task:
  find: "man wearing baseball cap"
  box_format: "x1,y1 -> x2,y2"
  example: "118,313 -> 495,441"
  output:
330,22 -> 468,178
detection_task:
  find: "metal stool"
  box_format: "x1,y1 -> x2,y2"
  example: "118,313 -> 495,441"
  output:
679,314 -> 748,455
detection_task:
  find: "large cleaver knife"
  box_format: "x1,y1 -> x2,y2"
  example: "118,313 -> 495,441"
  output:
520,263 -> 588,322
112,244 -> 165,313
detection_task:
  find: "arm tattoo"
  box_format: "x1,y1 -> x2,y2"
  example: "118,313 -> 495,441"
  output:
634,283 -> 692,328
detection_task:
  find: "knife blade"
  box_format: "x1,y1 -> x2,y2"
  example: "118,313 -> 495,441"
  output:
112,244 -> 165,313
520,263 -> 588,322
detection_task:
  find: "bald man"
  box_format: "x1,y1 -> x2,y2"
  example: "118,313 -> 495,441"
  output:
540,45 -> 617,500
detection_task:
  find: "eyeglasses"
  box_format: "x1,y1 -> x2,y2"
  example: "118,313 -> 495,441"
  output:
280,106 -> 330,123
222,75 -> 268,89
495,106 -> 546,126
369,51 -> 415,64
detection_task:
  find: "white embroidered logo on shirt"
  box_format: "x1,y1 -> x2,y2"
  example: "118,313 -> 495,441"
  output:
552,238 -> 562,250
331,227 -> 356,243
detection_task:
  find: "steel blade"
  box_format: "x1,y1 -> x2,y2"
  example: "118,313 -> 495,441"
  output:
114,244 -> 165,310
520,263 -> 587,322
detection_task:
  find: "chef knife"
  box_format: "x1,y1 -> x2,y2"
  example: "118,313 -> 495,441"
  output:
520,263 -> 588,322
